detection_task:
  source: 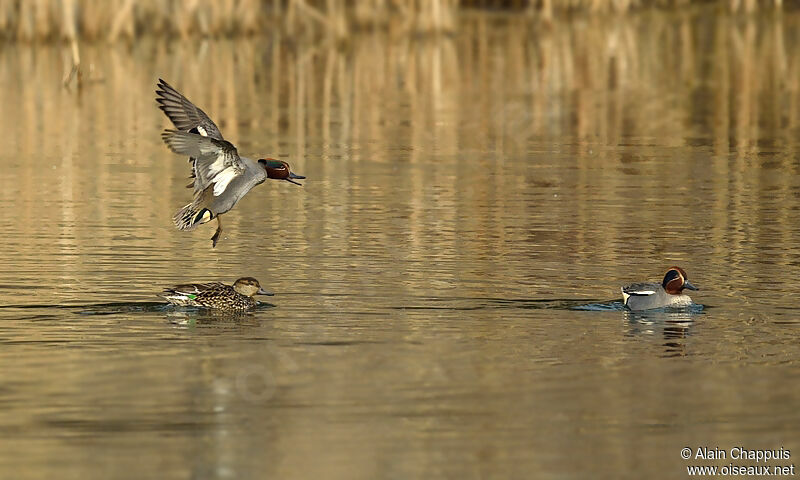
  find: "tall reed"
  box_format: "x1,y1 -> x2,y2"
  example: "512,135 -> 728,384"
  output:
0,0 -> 788,43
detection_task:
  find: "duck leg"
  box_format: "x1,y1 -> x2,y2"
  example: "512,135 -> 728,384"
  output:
211,216 -> 223,248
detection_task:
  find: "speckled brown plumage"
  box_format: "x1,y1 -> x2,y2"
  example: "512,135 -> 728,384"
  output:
161,277 -> 272,311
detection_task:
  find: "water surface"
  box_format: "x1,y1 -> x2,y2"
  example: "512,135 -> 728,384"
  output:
2,11 -> 800,479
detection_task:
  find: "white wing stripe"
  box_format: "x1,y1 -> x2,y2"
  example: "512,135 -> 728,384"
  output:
208,156 -> 226,175
213,169 -> 238,196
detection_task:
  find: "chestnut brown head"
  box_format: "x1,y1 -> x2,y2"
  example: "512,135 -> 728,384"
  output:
662,266 -> 698,295
258,158 -> 305,186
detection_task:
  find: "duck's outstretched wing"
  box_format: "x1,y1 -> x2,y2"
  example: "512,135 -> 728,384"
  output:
161,130 -> 245,196
156,78 -> 224,141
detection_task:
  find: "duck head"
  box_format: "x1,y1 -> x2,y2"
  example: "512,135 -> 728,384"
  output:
233,277 -> 274,297
258,158 -> 305,186
662,266 -> 698,295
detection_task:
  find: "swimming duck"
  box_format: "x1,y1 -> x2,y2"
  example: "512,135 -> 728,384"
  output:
156,79 -> 305,247
621,267 -> 698,311
162,277 -> 273,311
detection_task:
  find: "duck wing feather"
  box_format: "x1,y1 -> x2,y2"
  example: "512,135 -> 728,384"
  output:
156,78 -> 224,141
621,282 -> 659,296
164,282 -> 226,296
161,130 -> 246,197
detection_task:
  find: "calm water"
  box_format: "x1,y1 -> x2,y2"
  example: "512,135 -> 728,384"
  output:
2,11 -> 800,479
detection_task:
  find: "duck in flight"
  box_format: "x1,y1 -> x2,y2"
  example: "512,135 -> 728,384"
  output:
156,79 -> 304,247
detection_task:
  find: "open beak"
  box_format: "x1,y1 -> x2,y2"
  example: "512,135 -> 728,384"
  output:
683,281 -> 698,291
286,172 -> 305,186
257,287 -> 274,296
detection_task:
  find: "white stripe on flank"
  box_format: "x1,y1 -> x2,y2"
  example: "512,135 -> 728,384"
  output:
197,125 -> 208,137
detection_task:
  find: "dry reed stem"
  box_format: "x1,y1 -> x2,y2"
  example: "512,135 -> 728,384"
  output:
0,1 -> 790,43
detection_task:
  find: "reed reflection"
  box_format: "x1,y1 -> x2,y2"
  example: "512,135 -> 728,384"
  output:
0,13 -> 799,303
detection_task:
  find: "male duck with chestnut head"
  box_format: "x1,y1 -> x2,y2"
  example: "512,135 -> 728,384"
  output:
156,79 -> 304,247
621,266 -> 699,311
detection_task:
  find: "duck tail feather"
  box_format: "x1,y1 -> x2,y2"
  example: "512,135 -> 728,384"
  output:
172,201 -> 214,231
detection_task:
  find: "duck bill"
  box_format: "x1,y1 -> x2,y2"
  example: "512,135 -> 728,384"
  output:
285,172 -> 305,186
257,287 -> 275,296
683,281 -> 698,291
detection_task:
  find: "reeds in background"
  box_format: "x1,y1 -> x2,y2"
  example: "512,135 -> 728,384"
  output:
0,0 -> 790,43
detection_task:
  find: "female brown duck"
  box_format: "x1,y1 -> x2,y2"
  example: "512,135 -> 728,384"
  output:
162,277 -> 273,311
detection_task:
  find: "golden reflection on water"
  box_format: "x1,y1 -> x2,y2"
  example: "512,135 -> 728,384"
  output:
2,10 -> 800,479
2,13 -> 800,301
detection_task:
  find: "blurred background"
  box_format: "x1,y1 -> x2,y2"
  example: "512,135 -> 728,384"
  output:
0,0 -> 784,43
2,1 -> 800,479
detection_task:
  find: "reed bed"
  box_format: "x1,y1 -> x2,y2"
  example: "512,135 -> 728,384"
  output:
0,0 -> 790,43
